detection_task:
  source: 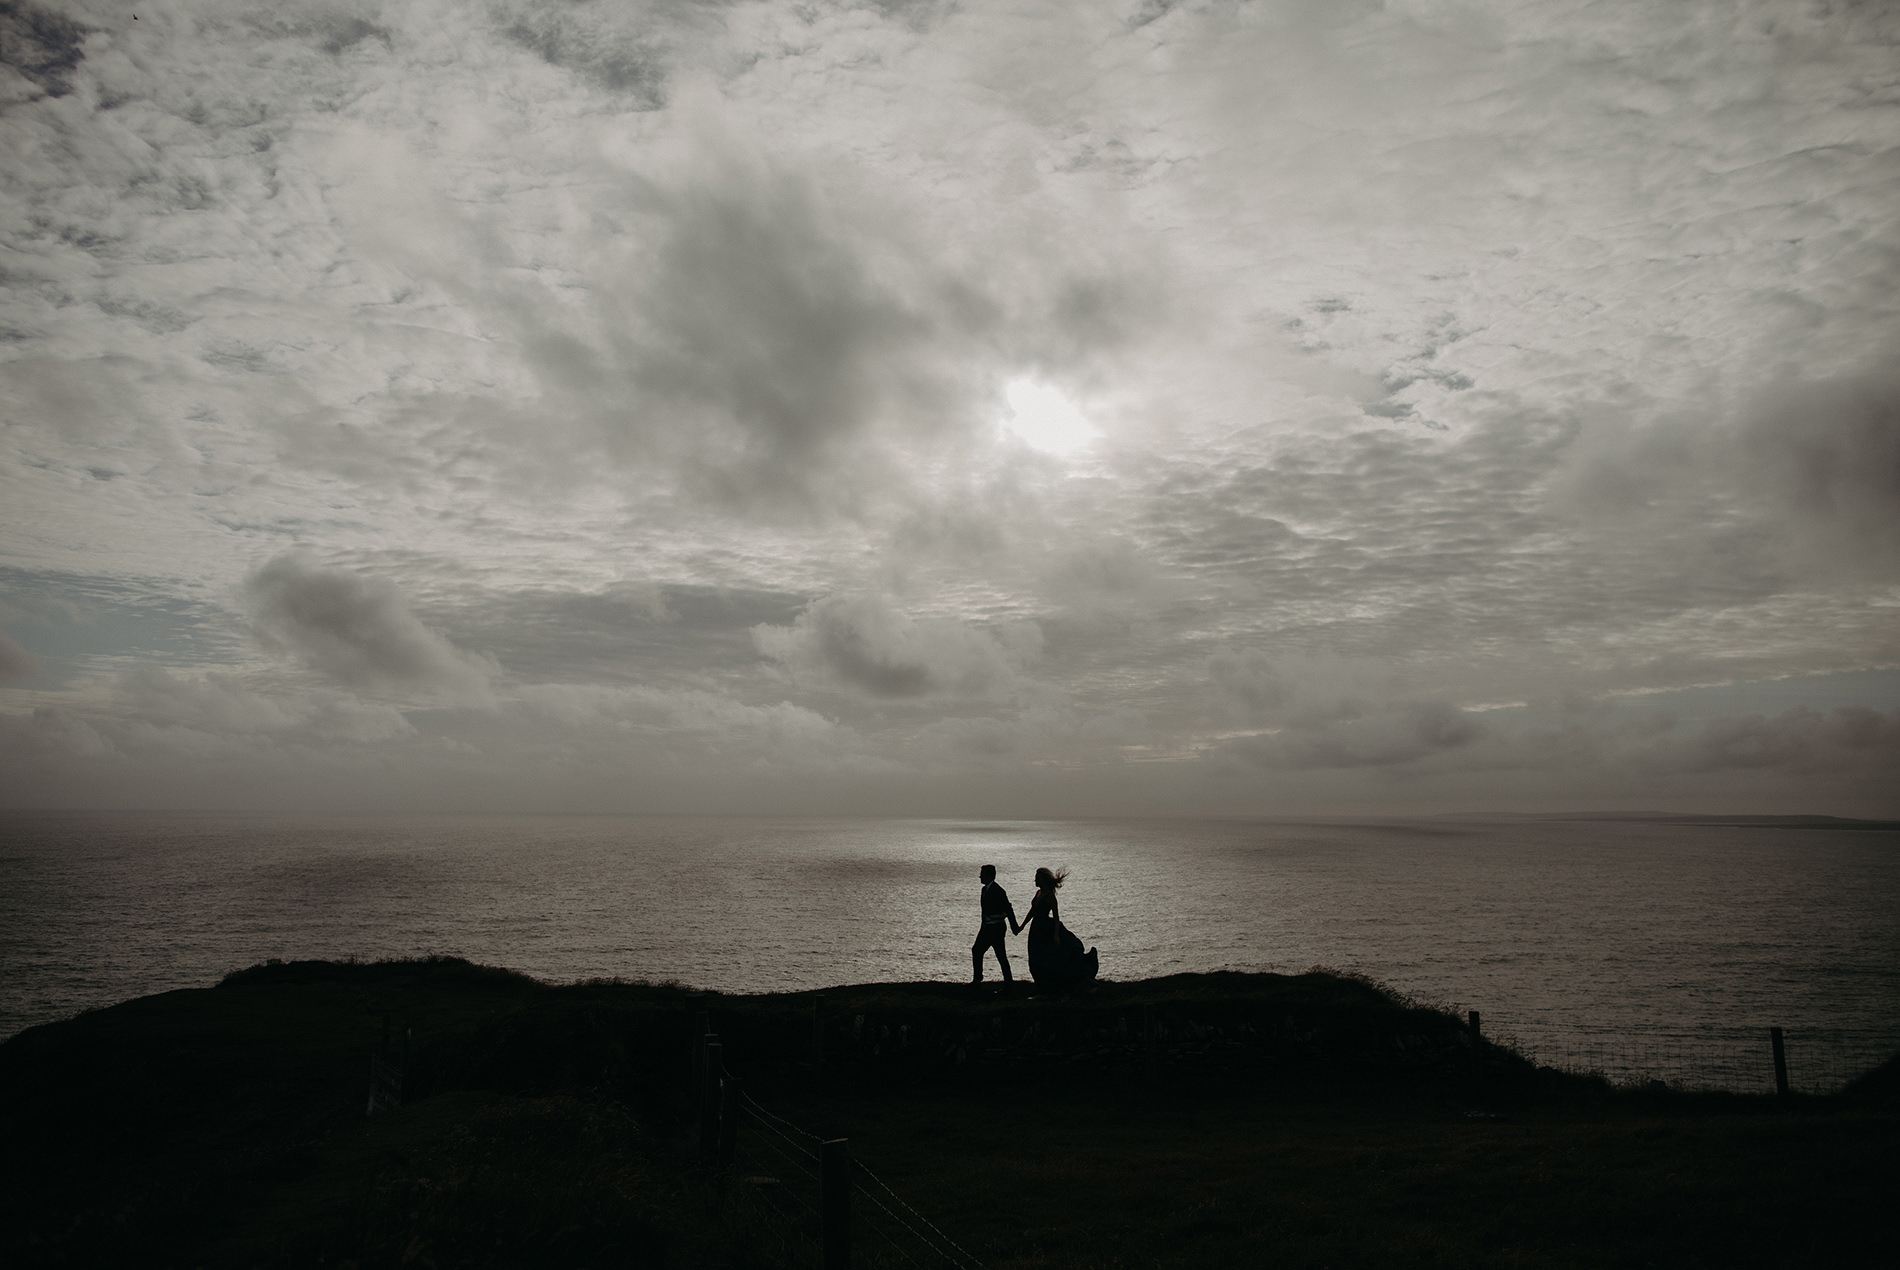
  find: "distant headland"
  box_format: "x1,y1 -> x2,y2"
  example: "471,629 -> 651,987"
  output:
1444,811 -> 1900,829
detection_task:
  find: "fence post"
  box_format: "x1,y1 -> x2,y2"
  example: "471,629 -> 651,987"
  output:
689,999 -> 709,1084
812,995 -> 826,1070
1467,1010 -> 1482,1075
717,1076 -> 741,1193
1770,1027 -> 1789,1097
822,1138 -> 851,1270
702,1038 -> 723,1157
366,1011 -> 409,1117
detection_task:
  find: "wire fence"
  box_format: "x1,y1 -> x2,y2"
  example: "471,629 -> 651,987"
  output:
1496,1023 -> 1896,1095
694,1010 -> 1894,1263
713,1059 -> 988,1270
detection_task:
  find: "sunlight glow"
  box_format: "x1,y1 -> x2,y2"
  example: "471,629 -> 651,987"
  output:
1001,377 -> 1098,455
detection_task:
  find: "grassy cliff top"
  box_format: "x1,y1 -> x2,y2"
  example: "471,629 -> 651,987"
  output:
3,957 -> 1895,1269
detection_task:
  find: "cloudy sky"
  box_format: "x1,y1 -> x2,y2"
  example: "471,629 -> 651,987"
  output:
2,0 -> 1897,816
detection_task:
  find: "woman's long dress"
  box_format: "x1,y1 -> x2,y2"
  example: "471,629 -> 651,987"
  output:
1025,889 -> 1100,989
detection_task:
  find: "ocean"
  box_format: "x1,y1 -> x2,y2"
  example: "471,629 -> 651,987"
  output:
2,812 -> 1896,1091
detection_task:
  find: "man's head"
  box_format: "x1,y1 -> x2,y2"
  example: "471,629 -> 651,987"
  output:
979,864 -> 997,883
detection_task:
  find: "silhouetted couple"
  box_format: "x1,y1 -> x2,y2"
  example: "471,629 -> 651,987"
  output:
972,864 -> 1099,992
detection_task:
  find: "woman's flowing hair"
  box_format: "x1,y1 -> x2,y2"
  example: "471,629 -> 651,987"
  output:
1034,866 -> 1067,890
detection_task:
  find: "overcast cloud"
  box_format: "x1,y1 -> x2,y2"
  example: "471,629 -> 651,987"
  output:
2,0 -> 1898,815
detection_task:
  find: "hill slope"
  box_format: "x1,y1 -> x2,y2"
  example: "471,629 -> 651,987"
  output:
2,958 -> 1893,1268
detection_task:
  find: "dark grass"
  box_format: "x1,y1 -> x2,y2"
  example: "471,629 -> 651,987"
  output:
753,1077 -> 1898,1269
2,957 -> 1894,1268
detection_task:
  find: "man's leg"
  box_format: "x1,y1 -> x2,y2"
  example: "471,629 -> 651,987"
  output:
971,930 -> 989,982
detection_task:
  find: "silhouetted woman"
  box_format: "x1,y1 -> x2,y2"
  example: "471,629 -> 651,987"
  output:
1025,866 -> 1099,990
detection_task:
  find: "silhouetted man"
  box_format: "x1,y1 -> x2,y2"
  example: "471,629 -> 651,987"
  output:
972,864 -> 1019,990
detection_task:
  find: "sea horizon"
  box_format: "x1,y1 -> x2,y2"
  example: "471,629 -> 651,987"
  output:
5,810 -> 1897,1093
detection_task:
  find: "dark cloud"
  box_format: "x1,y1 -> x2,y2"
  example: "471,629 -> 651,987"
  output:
244,555 -> 496,701
619,152 -> 948,514
1203,693 -> 1900,799
0,1 -> 87,101
1281,701 -> 1486,769
113,664 -> 414,746
0,705 -> 108,761
1544,359 -> 1900,603
95,294 -> 196,335
0,631 -> 37,685
316,15 -> 390,56
497,3 -> 667,106
1675,705 -> 1900,777
430,583 -> 807,687
1739,368 -> 1900,575
1217,699 -> 1487,771
114,663 -> 296,735
236,6 -> 394,57
754,593 -> 1040,700
1207,648 -> 1290,721
860,0 -> 959,34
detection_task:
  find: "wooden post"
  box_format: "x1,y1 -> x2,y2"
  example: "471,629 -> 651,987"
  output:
822,1138 -> 851,1270
701,1039 -> 722,1157
694,1028 -> 712,1096
691,1003 -> 711,1080
717,1076 -> 741,1187
1467,1010 -> 1481,1041
812,995 -> 826,1070
1770,1027 -> 1789,1097
366,1013 -> 406,1117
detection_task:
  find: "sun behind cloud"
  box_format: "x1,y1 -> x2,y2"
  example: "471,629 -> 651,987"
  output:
1001,378 -> 1098,456
1,0 -> 1898,817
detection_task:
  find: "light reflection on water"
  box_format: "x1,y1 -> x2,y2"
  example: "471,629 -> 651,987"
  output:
2,813 -> 1896,1088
